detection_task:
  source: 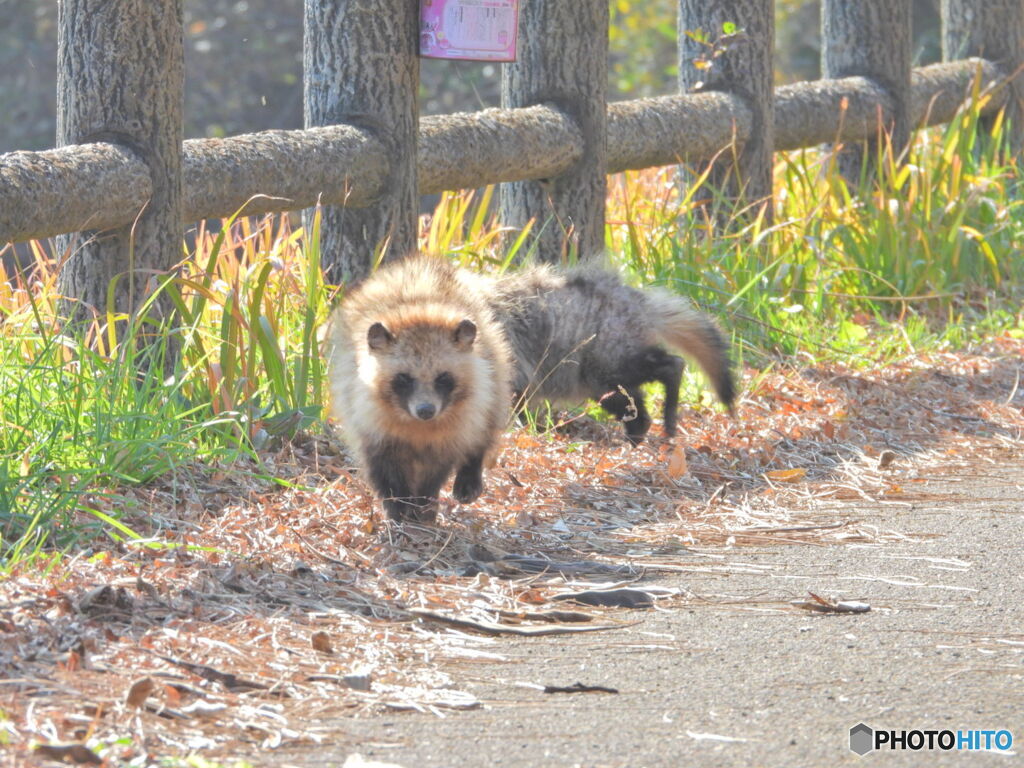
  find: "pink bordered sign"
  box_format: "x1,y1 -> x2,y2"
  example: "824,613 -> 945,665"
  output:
420,0 -> 519,62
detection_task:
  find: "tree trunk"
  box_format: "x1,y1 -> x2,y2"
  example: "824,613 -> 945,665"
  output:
942,0 -> 1024,147
56,0 -> 184,319
304,0 -> 419,285
678,0 -> 775,214
500,0 -> 608,264
822,0 -> 912,181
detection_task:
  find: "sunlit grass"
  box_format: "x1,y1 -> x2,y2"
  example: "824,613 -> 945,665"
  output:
0,212 -> 333,565
604,96 -> 1023,363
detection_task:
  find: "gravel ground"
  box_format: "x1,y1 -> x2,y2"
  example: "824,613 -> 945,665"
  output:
285,458 -> 1024,768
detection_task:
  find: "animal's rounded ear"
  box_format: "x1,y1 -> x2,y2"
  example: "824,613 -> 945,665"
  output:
367,322 -> 394,350
453,319 -> 477,348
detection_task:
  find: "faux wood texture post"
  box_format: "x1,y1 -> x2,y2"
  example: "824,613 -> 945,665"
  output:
943,0 -> 1024,146
678,0 -> 775,212
501,0 -> 609,263
822,0 -> 912,180
304,0 -> 419,284
56,0 -> 184,317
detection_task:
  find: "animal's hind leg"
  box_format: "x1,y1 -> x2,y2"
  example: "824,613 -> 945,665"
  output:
599,385 -> 651,445
599,346 -> 683,442
651,351 -> 685,438
620,346 -> 685,438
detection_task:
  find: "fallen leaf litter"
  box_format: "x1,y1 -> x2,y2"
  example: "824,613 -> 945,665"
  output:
2,340 -> 1022,763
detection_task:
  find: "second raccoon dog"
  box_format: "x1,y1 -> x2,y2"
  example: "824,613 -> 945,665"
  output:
489,266 -> 735,443
328,257 -> 511,522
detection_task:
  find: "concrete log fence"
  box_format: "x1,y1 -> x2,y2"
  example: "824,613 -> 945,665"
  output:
1,1 -> 1021,307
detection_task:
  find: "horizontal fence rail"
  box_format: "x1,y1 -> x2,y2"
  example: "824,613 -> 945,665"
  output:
0,57 -> 1006,247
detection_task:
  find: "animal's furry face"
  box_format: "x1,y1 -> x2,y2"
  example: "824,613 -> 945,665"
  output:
365,318 -> 478,427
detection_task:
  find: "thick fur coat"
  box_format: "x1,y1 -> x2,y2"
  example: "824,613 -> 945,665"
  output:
486,265 -> 734,442
327,257 -> 511,521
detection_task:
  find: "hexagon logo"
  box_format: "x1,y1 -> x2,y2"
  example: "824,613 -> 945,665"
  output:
850,723 -> 874,756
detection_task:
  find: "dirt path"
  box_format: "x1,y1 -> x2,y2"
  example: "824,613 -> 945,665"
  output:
297,459 -> 1024,767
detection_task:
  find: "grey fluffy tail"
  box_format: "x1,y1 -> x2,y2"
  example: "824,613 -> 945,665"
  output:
645,288 -> 736,411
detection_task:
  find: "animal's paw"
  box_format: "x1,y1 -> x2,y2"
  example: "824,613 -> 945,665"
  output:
384,497 -> 438,524
624,417 -> 651,446
452,466 -> 484,504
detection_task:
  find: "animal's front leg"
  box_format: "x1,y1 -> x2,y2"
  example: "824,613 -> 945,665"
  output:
367,446 -> 437,522
452,451 -> 485,503
408,462 -> 456,521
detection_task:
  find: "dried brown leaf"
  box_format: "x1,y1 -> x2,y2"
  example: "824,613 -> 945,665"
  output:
765,467 -> 807,483
311,630 -> 334,654
667,444 -> 688,479
125,676 -> 155,709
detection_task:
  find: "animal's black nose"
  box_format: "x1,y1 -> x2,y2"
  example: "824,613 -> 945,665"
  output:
415,403 -> 436,420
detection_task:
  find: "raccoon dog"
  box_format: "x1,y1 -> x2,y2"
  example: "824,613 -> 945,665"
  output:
328,257 -> 511,522
489,266 -> 734,443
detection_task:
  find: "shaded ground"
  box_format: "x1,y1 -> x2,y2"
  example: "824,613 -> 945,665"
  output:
320,458 -> 1024,767
2,339 -> 1022,766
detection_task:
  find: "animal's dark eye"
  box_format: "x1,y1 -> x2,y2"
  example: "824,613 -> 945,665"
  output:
391,373 -> 414,395
434,372 -> 456,395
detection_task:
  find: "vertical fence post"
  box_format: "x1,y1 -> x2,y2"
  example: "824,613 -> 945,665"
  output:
942,0 -> 1024,147
304,0 -> 419,284
678,0 -> 775,215
56,0 -> 184,318
500,0 -> 608,263
822,0 -> 912,181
